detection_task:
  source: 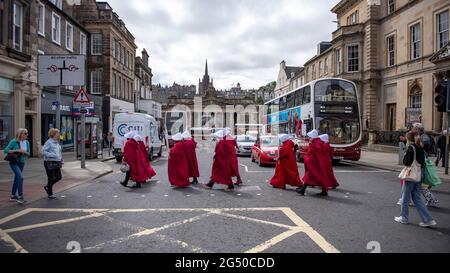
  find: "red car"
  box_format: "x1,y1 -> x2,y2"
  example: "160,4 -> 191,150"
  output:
251,136 -> 279,166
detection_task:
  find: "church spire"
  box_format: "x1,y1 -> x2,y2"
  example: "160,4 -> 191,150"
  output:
205,59 -> 208,76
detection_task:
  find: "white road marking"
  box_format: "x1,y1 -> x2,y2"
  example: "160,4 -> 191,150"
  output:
113,195 -> 118,198
334,170 -> 391,173
0,229 -> 28,253
141,195 -> 146,198
87,196 -> 92,198
239,163 -> 274,173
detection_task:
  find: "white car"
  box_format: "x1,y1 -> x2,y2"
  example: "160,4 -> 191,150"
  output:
236,135 -> 257,156
112,112 -> 163,162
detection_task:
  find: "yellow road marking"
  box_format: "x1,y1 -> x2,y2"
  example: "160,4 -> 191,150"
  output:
212,211 -> 295,229
0,228 -> 28,253
0,208 -> 33,225
245,228 -> 301,253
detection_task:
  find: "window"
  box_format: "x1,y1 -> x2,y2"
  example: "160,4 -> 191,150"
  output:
387,0 -> 395,15
410,23 -> 421,59
335,49 -> 342,74
387,35 -> 395,67
312,65 -> 316,80
112,73 -> 116,97
347,45 -> 359,72
319,61 -> 324,75
303,86 -> 311,104
118,75 -> 122,97
91,33 -> 102,55
437,11 -> 449,49
51,12 -> 61,45
120,45 -> 124,63
112,38 -> 116,58
38,2 -> 45,36
66,22 -> 73,51
122,78 -> 125,98
90,70 -> 103,94
125,50 -> 128,67
324,58 -> 328,73
347,10 -> 358,25
409,86 -> 422,109
80,33 -> 86,55
13,2 -> 23,51
50,0 -> 62,9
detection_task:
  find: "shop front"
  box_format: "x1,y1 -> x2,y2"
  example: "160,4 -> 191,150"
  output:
0,76 -> 14,150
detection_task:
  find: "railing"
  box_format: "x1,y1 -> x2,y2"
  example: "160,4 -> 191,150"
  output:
332,24 -> 365,41
376,131 -> 407,146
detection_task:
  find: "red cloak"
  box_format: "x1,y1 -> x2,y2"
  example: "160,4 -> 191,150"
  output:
137,141 -> 156,181
210,138 -> 233,185
168,141 -> 190,187
303,138 -> 328,190
123,139 -> 148,183
225,137 -> 241,178
270,140 -> 303,189
320,142 -> 339,189
183,139 -> 200,178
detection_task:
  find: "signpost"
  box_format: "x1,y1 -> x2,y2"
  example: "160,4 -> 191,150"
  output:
38,55 -> 86,130
73,88 -> 91,169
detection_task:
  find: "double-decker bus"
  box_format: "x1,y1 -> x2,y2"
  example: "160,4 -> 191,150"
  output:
264,78 -> 362,162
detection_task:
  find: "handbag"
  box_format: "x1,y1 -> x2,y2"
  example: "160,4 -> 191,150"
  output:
398,145 -> 422,182
46,161 -> 62,171
4,153 -> 20,164
120,163 -> 130,173
423,159 -> 442,187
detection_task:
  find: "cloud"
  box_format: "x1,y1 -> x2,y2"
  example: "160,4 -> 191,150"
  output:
105,0 -> 339,89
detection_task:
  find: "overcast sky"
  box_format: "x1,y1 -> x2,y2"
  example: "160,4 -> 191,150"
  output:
105,0 -> 340,90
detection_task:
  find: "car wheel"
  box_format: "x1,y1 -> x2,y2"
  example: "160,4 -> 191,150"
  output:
116,156 -> 123,163
149,148 -> 154,161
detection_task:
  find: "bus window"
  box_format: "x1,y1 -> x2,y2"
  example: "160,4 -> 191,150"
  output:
315,79 -> 357,102
280,96 -> 287,111
287,93 -> 295,109
295,89 -> 304,106
303,86 -> 311,104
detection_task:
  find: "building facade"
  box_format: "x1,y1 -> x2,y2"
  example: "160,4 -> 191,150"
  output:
274,60 -> 304,97
72,0 -> 137,135
38,0 -> 89,151
152,83 -> 197,104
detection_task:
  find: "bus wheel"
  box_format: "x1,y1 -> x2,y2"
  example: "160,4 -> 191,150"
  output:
157,146 -> 163,157
116,156 -> 123,163
149,148 -> 154,162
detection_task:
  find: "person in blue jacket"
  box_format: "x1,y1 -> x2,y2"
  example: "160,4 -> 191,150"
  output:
3,128 -> 30,204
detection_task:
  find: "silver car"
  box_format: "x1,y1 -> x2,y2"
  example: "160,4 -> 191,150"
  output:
236,135 -> 257,156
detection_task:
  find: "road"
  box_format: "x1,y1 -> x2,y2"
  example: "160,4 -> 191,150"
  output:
1,140 -> 449,253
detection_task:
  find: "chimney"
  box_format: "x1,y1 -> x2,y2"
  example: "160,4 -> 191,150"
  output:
280,60 -> 286,70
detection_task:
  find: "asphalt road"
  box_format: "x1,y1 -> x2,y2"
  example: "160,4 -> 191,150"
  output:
1,140 -> 449,253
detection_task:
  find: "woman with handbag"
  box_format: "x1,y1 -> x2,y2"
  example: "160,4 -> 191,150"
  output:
3,128 -> 30,204
395,132 -> 436,227
42,128 -> 63,199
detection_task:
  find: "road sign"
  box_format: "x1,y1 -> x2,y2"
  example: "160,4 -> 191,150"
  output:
38,55 -> 86,86
74,87 -> 90,103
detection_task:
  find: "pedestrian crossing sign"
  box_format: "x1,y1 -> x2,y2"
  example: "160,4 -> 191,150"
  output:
74,88 -> 90,103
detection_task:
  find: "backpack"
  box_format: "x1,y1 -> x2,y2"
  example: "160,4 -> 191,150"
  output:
421,133 -> 433,153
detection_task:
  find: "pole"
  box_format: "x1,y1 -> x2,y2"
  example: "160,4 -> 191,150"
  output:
81,107 -> 86,169
56,85 -> 61,130
446,112 -> 450,175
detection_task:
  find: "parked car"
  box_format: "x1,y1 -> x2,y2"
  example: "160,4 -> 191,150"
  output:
251,135 -> 279,166
236,135 -> 256,156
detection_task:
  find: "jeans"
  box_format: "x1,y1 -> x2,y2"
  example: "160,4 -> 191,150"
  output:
401,180 -> 433,223
9,162 -> 25,198
44,161 -> 62,196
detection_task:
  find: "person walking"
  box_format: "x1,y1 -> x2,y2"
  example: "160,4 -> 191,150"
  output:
223,128 -> 243,186
318,134 -> 339,190
122,131 -> 145,189
3,128 -> 30,204
120,131 -> 136,187
168,133 -> 190,188
42,128 -> 63,200
270,134 -> 303,190
134,134 -> 156,184
395,132 -> 437,227
204,129 -> 235,191
182,130 -> 200,185
436,130 -> 446,167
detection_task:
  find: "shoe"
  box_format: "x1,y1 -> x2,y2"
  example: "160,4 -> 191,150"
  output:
131,183 -> 141,189
120,181 -> 128,187
317,191 -> 328,196
419,220 -> 437,228
397,199 -> 402,205
48,195 -> 58,200
234,178 -> 243,186
203,183 -> 213,190
9,196 -> 18,202
191,178 -> 199,185
44,186 -> 50,196
394,216 -> 408,224
296,187 -> 306,196
16,198 -> 26,205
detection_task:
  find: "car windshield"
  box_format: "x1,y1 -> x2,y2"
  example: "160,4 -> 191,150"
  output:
237,136 -> 256,142
260,137 -> 279,147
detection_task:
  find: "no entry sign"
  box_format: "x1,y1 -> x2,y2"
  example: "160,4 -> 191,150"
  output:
38,55 -> 86,86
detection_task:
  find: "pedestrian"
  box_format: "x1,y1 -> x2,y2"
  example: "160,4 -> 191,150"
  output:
395,132 -> 437,227
297,130 -> 333,196
122,131 -> 145,189
318,134 -> 339,190
270,134 -> 303,190
168,133 -> 190,188
42,128 -> 63,200
182,130 -> 200,185
435,130 -> 446,167
204,129 -> 235,191
223,128 -> 243,186
120,131 -> 136,187
3,128 -> 30,204
134,134 -> 156,184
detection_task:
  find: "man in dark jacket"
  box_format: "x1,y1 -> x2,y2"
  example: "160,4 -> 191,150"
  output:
436,130 -> 447,167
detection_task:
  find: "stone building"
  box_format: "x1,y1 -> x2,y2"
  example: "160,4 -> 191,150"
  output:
0,0 -> 40,156
274,60 -> 304,97
38,0 -> 89,151
72,0 -> 137,135
152,83 -> 197,105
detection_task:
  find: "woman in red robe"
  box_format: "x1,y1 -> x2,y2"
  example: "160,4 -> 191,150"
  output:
134,135 -> 156,183
223,129 -> 243,185
205,130 -> 234,191
297,130 -> 330,196
168,133 -> 190,188
123,131 -> 147,188
319,134 -> 339,189
182,131 -> 200,184
270,134 -> 303,190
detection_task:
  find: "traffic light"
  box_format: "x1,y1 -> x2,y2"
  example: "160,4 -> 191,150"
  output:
435,81 -> 449,113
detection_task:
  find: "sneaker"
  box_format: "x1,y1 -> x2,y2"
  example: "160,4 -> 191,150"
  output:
397,199 -> 402,205
48,195 -> 58,200
419,220 -> 437,228
394,216 -> 408,224
16,198 -> 26,205
9,196 -> 18,202
44,186 -> 50,196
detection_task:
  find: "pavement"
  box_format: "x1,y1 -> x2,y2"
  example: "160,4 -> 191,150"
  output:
0,140 -> 449,253
345,150 -> 450,182
0,149 -> 114,209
